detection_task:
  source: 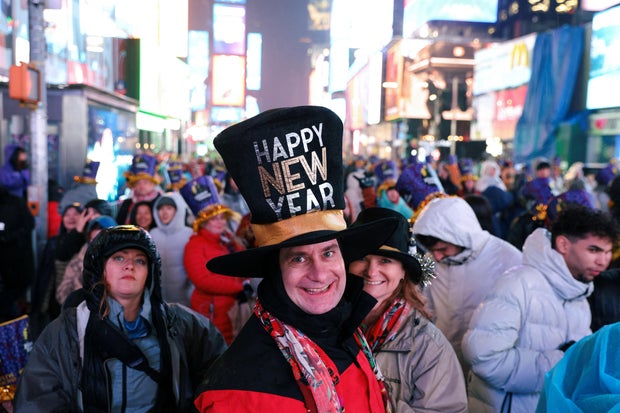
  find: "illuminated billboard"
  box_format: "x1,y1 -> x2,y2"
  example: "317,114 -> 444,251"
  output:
403,0 -> 498,37
384,42 -> 404,121
213,3 -> 246,55
587,4 -> 620,110
211,54 -> 246,107
473,33 -> 537,96
188,30 -> 209,111
246,32 -> 262,91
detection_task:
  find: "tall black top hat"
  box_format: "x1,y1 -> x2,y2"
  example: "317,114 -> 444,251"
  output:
206,105 -> 398,277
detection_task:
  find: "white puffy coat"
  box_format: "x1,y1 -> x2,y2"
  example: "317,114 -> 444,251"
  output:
150,192 -> 194,306
462,228 -> 593,413
412,196 -> 522,376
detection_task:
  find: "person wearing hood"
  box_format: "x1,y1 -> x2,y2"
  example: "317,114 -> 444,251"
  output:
194,106 -> 400,412
412,196 -> 522,378
150,192 -> 194,306
0,144 -> 29,198
14,225 -> 227,413
475,159 -> 506,193
462,206 -> 618,413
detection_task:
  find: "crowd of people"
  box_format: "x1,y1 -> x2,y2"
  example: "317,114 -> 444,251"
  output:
1,105 -> 620,411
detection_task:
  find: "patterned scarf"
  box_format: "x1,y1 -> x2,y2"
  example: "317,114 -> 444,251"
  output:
363,298 -> 411,352
254,299 -> 393,413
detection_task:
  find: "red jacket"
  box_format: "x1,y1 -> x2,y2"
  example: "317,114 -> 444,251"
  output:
183,228 -> 245,344
194,315 -> 387,413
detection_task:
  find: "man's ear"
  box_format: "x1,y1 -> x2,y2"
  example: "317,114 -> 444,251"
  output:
555,235 -> 571,255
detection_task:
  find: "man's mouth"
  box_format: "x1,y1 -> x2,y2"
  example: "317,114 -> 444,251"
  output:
303,283 -> 332,294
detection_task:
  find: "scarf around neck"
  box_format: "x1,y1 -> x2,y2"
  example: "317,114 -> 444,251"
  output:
254,298 -> 393,413
363,297 -> 411,351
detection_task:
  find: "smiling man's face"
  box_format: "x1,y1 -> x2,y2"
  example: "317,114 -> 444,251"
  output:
279,240 -> 347,315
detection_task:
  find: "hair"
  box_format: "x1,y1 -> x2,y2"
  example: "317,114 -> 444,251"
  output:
551,205 -> 619,248
402,271 -> 432,320
414,234 -> 442,250
84,198 -> 113,217
129,201 -> 155,230
9,146 -> 25,168
464,194 -> 495,235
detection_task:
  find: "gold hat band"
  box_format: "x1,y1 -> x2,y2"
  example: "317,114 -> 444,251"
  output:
253,209 -> 347,247
378,245 -> 400,253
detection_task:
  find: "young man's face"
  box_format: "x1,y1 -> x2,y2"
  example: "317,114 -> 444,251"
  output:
157,204 -> 176,225
557,234 -> 613,283
426,240 -> 464,263
279,240 -> 347,315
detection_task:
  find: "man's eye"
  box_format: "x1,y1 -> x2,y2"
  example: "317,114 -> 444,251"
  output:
292,256 -> 306,263
324,251 -> 334,258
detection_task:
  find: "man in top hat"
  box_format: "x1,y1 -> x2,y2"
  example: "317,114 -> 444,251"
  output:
116,153 -> 162,225
194,106 -> 400,412
58,160 -> 100,215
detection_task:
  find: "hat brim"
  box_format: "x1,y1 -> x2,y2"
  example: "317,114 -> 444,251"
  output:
206,217 -> 399,278
371,249 -> 422,283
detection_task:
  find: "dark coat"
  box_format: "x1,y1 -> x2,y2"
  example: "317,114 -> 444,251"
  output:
0,186 -> 34,293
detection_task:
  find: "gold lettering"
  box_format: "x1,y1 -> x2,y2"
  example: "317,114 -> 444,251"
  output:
299,147 -> 328,185
281,157 -> 305,192
258,165 -> 285,197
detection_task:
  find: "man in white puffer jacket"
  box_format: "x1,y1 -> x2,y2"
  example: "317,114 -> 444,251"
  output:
412,196 -> 522,378
462,205 -> 619,413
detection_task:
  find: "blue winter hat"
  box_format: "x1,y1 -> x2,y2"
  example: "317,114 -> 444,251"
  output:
180,175 -> 238,232
86,215 -> 118,236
